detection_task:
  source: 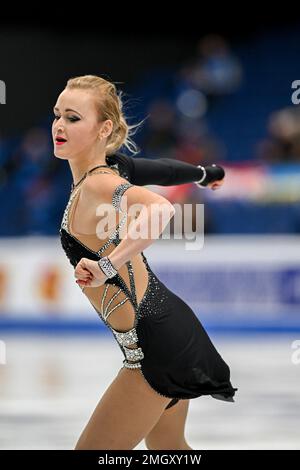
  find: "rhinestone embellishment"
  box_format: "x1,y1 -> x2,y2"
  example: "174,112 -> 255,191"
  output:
114,327 -> 139,346
112,182 -> 133,212
123,360 -> 142,369
61,187 -> 79,232
123,345 -> 144,362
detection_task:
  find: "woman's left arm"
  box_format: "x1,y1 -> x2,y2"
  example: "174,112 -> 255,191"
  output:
108,152 -> 225,190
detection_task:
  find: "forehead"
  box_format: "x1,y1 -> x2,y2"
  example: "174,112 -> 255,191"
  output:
55,88 -> 96,114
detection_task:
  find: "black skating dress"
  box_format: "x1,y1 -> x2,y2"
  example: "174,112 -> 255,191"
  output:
60,158 -> 238,410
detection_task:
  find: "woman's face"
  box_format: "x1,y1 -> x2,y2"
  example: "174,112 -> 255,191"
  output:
52,88 -> 106,159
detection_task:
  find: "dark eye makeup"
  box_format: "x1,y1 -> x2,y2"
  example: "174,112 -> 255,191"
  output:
54,115 -> 80,122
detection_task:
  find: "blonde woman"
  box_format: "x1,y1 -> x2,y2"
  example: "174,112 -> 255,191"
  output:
53,75 -> 237,450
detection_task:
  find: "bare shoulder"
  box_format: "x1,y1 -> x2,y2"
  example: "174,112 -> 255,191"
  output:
82,171 -> 130,202
82,169 -> 176,211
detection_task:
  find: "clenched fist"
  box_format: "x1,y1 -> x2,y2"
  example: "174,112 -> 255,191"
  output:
198,164 -> 225,190
74,257 -> 108,288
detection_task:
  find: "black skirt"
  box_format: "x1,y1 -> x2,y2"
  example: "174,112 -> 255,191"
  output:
133,265 -> 238,403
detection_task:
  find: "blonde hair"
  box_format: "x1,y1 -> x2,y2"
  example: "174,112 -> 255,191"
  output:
66,74 -> 143,156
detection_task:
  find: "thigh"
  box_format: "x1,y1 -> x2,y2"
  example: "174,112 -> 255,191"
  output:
145,399 -> 190,450
74,367 -> 171,450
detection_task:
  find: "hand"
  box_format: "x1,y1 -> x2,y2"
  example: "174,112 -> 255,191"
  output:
74,257 -> 107,288
197,164 -> 225,190
207,177 -> 224,190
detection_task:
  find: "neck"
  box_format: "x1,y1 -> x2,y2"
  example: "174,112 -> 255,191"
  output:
69,152 -> 108,188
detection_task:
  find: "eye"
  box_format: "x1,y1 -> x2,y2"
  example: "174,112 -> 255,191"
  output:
68,116 -> 80,122
53,114 -> 80,122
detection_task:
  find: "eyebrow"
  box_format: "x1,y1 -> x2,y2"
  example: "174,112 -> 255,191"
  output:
53,107 -> 82,117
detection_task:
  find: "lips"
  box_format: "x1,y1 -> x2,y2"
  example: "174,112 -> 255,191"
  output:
55,136 -> 67,146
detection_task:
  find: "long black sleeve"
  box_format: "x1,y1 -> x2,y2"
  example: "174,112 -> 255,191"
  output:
107,152 -> 204,186
131,157 -> 205,186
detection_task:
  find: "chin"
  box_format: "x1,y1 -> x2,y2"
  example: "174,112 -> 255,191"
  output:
53,151 -> 69,159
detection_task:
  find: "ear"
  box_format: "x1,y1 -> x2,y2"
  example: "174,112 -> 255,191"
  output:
99,120 -> 113,139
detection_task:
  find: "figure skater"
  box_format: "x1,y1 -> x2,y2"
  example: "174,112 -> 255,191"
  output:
53,74 -> 237,450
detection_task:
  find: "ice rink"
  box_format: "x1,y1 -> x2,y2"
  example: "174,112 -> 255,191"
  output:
0,332 -> 299,450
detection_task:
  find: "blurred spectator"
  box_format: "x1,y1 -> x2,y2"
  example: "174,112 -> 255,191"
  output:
175,116 -> 225,165
142,99 -> 179,159
190,34 -> 243,98
256,106 -> 300,163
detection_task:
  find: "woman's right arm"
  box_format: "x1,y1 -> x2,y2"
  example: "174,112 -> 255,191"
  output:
85,173 -> 176,272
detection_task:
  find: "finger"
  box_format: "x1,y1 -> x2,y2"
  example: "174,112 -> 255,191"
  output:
76,279 -> 89,286
75,265 -> 86,275
75,272 -> 93,281
75,266 -> 92,277
79,258 -> 90,270
79,274 -> 92,281
76,260 -> 87,272
78,271 -> 94,281
80,268 -> 92,277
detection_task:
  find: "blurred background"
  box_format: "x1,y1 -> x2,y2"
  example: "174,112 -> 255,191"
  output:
0,13 -> 300,449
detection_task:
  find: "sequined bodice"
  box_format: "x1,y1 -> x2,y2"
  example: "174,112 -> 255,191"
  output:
60,180 -> 133,266
59,168 -> 153,369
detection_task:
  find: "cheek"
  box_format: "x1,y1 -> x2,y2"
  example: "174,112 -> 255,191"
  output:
71,124 -> 97,148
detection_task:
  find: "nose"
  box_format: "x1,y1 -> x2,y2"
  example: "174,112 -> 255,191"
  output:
53,119 -> 64,133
